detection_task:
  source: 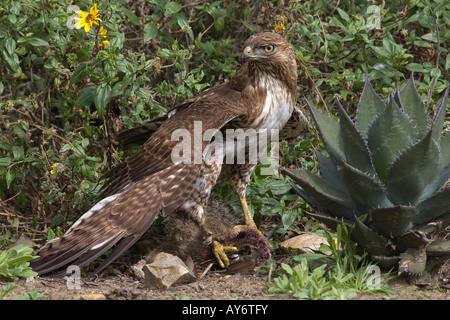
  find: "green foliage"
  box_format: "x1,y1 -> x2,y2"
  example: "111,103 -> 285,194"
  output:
268,224 -> 393,299
0,283 -> 44,300
0,244 -> 37,280
0,0 -> 448,280
284,76 -> 450,276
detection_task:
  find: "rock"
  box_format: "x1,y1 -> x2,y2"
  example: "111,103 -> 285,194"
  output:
131,259 -> 147,280
74,294 -> 106,300
143,252 -> 196,289
280,233 -> 333,254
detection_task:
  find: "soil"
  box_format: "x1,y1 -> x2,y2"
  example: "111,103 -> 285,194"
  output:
2,258 -> 450,300
2,203 -> 449,301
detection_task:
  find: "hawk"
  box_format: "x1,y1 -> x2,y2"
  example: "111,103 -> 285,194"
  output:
30,32 -> 305,275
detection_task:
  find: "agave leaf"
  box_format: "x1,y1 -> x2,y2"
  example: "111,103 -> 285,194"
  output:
338,161 -> 393,214
414,186 -> 450,224
398,75 -> 429,139
395,230 -> 430,253
418,132 -> 450,201
398,248 -> 427,275
386,131 -> 440,205
430,85 -> 449,143
337,100 -> 376,176
283,168 -> 356,219
419,162 -> 450,202
352,217 -> 394,257
370,206 -> 417,238
367,100 -> 417,182
355,76 -> 386,137
304,211 -> 352,231
370,255 -> 399,269
307,101 -> 345,162
426,240 -> 450,257
315,150 -> 347,191
439,131 -> 450,172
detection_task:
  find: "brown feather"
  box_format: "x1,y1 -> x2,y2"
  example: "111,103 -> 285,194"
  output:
31,32 -> 302,275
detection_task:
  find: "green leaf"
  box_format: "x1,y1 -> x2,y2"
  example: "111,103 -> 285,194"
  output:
5,169 -> 14,189
338,161 -> 393,214
121,7 -> 140,26
307,101 -> 345,162
386,132 -> 440,205
283,168 -> 356,220
164,2 -> 182,16
0,157 -> 12,167
175,13 -> 193,41
370,206 -> 416,238
4,38 -> 16,55
414,187 -> 450,224
355,76 -> 386,136
430,85 -> 448,143
315,150 -> 347,191
70,63 -> 89,85
399,249 -> 426,275
75,86 -> 95,108
93,84 -> 111,117
336,8 -> 350,22
337,100 -> 375,176
144,23 -> 158,42
367,100 -> 417,182
352,218 -> 394,257
398,75 -> 429,139
0,245 -> 37,280
28,38 -> 49,47
2,50 -> 21,73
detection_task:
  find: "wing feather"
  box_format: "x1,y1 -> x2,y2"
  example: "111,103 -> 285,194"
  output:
31,83 -> 246,275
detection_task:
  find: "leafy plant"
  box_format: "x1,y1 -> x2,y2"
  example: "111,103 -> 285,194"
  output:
268,224 -> 393,299
0,244 -> 38,280
0,283 -> 44,300
283,75 -> 450,277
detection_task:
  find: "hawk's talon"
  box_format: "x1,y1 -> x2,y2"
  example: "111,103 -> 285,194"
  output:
212,240 -> 238,268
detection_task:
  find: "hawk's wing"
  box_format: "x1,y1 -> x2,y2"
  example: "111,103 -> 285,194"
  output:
116,103 -> 309,148
278,104 -> 309,140
30,85 -> 245,276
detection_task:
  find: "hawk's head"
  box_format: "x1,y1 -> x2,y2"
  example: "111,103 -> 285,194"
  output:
239,32 -> 297,91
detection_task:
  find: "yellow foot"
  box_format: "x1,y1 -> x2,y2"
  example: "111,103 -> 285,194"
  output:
212,240 -> 238,268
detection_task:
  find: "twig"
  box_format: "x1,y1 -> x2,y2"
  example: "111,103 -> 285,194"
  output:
199,262 -> 214,279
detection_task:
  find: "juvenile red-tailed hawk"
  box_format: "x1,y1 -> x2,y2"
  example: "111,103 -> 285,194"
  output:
31,32 -> 306,275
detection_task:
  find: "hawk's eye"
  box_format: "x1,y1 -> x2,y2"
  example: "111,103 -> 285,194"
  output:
263,44 -> 275,53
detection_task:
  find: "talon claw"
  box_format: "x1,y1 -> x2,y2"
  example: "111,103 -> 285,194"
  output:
212,240 -> 238,268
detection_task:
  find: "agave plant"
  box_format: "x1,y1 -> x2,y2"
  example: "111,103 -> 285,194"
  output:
283,75 -> 450,275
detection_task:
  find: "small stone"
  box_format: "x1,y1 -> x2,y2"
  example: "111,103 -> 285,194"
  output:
74,294 -> 106,300
131,259 -> 147,280
143,252 -> 196,290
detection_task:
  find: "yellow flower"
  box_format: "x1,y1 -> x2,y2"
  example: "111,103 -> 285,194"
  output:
274,15 -> 287,32
98,26 -> 109,47
74,3 -> 102,33
50,163 -> 58,175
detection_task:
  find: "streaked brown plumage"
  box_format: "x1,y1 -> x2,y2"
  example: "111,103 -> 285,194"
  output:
30,32 -> 306,275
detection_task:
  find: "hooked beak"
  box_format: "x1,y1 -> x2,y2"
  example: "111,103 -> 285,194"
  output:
239,46 -> 267,64
239,46 -> 252,64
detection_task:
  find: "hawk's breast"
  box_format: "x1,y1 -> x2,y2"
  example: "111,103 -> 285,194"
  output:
249,75 -> 295,136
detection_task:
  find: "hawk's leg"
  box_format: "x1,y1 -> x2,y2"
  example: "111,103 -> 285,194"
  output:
228,163 -> 262,233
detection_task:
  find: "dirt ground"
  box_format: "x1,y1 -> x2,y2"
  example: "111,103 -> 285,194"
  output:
2,260 -> 450,300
